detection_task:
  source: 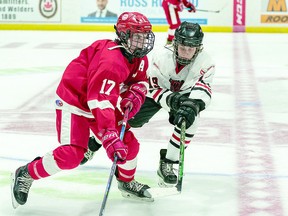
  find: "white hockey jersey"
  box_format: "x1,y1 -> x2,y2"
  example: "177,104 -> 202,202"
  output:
147,46 -> 215,112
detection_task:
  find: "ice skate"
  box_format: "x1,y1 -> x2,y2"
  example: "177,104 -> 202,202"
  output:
11,165 -> 34,209
117,179 -> 154,202
157,149 -> 178,187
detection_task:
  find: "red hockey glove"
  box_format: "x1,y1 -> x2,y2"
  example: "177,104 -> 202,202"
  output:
176,2 -> 185,12
183,1 -> 196,13
102,130 -> 128,164
120,83 -> 147,119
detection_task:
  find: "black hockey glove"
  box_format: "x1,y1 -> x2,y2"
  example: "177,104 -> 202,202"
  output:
168,110 -> 176,125
166,92 -> 187,111
174,99 -> 200,129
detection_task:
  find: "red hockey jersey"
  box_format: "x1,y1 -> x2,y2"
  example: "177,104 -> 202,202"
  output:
56,39 -> 148,137
164,0 -> 190,6
163,0 -> 191,11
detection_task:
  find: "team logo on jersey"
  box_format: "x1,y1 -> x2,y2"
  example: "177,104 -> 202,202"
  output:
55,99 -> 63,107
39,0 -> 58,19
169,79 -> 184,92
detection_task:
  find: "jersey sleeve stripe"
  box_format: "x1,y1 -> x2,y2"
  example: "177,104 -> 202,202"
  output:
88,99 -> 115,110
195,82 -> 212,94
192,87 -> 212,98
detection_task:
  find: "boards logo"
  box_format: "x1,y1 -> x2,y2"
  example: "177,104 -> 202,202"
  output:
39,0 -> 58,19
267,0 -> 287,11
233,0 -> 246,31
235,0 -> 244,25
261,0 -> 287,23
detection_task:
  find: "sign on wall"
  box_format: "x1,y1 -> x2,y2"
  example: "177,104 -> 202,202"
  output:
80,0 -> 208,25
1,0 -> 286,31
233,0 -> 246,32
0,0 -> 61,22
261,0 -> 288,24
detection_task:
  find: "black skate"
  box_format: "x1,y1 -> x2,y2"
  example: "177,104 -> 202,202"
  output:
117,179 -> 154,202
11,165 -> 34,209
80,136 -> 102,165
157,149 -> 178,187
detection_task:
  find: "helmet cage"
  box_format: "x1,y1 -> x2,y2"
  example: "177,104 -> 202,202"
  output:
115,12 -> 155,58
173,22 -> 204,65
118,29 -> 155,58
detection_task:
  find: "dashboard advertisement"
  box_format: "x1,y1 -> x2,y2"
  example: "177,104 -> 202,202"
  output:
0,0 -> 287,32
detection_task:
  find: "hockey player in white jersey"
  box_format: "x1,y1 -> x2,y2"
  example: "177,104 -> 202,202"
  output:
81,21 -> 215,188
130,21 -> 215,187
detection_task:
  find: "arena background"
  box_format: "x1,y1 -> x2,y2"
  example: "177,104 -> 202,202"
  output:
0,0 -> 288,32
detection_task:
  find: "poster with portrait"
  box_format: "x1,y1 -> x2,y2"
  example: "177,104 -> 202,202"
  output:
81,0 -> 118,23
80,0 -> 213,25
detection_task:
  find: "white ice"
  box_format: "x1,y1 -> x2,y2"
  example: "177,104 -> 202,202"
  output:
0,30 -> 288,216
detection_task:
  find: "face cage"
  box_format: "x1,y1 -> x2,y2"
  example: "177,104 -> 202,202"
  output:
126,31 -> 155,58
174,43 -> 203,65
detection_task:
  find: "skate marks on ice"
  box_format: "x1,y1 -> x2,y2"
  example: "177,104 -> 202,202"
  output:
0,166 -> 237,216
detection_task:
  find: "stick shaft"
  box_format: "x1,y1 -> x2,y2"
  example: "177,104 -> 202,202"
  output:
176,120 -> 186,192
99,109 -> 129,216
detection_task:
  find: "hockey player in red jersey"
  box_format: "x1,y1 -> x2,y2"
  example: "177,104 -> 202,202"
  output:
82,22 -> 215,188
11,11 -> 155,209
162,0 -> 196,45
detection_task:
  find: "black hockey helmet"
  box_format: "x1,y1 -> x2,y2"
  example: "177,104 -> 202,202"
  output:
173,21 -> 204,65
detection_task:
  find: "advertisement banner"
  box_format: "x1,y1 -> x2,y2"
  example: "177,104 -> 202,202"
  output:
2,0 -> 287,32
0,0 -> 61,22
261,0 -> 288,24
80,0 -> 208,25
233,0 -> 246,32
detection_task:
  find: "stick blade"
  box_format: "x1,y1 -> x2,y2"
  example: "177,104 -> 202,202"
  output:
147,187 -> 180,198
197,9 -> 220,13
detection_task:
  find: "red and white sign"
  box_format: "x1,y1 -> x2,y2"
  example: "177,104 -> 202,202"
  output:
233,0 -> 246,32
0,0 -> 61,23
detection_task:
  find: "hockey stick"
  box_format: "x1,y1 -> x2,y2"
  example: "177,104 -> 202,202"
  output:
148,120 -> 186,197
185,7 -> 221,13
176,119 -> 186,192
99,109 -> 129,216
186,2 -> 228,13
196,8 -> 221,13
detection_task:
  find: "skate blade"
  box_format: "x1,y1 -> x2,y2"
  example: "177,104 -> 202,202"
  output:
10,172 -> 20,209
120,191 -> 155,202
158,177 -> 177,188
